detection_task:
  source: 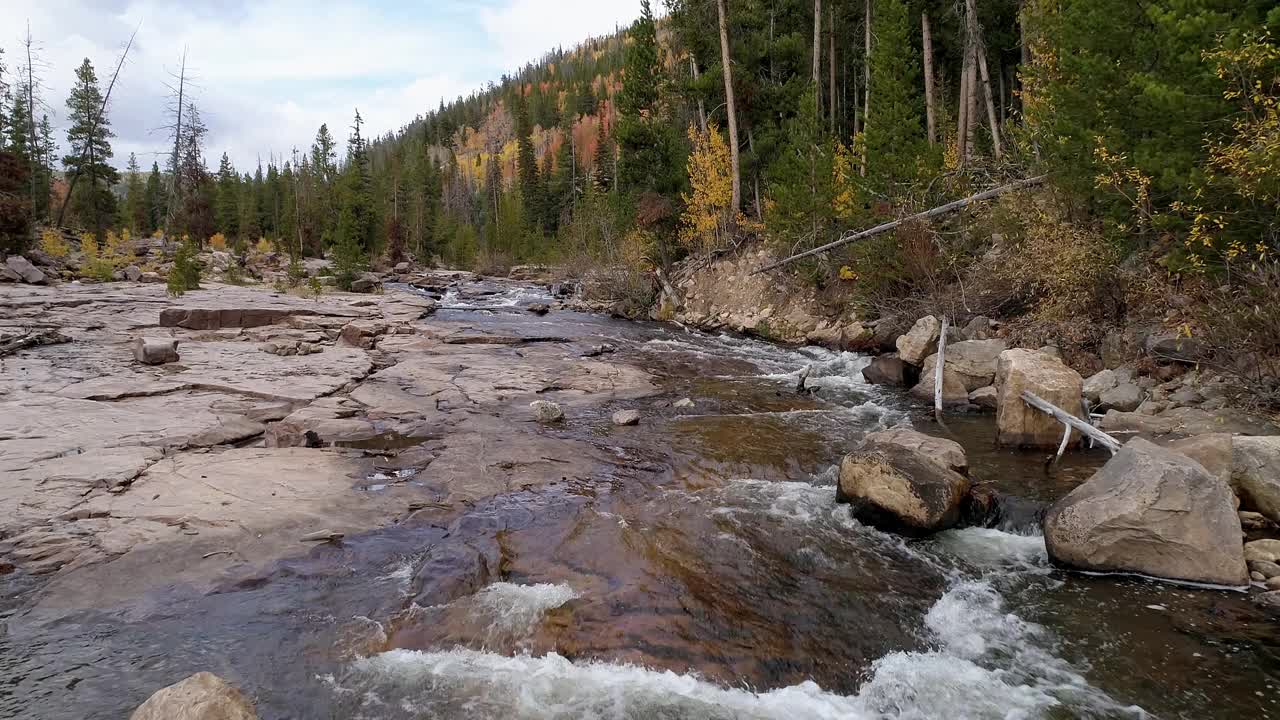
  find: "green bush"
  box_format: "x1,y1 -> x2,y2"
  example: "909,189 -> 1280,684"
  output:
167,238 -> 202,297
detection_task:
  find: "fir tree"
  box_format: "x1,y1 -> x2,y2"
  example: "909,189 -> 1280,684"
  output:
124,152 -> 147,233
63,58 -> 119,238
592,119 -> 614,193
215,152 -> 240,238
863,0 -> 927,194
144,162 -> 165,234
513,91 -> 545,232
614,0 -> 684,197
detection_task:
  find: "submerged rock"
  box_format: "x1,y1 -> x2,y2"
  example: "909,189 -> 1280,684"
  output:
130,672 -> 257,720
994,348 -> 1086,448
862,353 -> 906,386
611,409 -> 641,426
836,450 -> 970,535
131,337 -> 180,365
1044,438 -> 1248,586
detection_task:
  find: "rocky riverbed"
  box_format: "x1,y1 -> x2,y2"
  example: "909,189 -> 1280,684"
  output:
2,271 -> 1280,719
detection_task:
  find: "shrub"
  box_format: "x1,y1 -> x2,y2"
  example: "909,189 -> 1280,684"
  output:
209,232 -> 227,251
254,237 -> 272,255
39,229 -> 70,259
167,237 -> 202,296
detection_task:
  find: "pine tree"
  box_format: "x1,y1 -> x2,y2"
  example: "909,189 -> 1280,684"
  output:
863,0 -> 927,194
215,153 -> 239,238
124,152 -> 147,233
614,0 -> 684,198
592,119 -> 614,192
35,115 -> 55,220
63,59 -> 119,238
144,162 -> 165,234
513,91 -> 545,232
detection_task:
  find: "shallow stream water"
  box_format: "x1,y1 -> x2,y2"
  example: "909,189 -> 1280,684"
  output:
2,282 -> 1278,719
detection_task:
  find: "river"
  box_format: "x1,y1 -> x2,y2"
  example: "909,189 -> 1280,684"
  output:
2,280 -> 1277,719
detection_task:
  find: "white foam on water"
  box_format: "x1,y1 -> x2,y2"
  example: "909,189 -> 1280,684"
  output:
471,582 -> 579,637
337,579 -> 1144,719
932,528 -> 1051,574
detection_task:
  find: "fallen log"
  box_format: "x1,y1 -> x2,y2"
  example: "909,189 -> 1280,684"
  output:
1021,390 -> 1122,455
753,175 -> 1048,275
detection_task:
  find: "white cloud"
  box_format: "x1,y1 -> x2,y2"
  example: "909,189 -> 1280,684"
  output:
479,0 -> 643,72
2,0 -> 642,171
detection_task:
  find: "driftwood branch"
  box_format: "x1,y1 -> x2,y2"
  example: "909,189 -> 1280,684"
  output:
0,330 -> 71,357
934,316 -> 949,422
1021,390 -> 1122,455
752,175 -> 1048,275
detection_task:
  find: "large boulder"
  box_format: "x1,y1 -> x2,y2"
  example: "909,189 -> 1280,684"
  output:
1044,438 -> 1248,586
1233,436 -> 1280,523
5,255 -> 47,284
1082,369 -> 1118,403
836,450 -> 970,535
1098,383 -> 1144,412
349,272 -> 383,293
861,427 -> 968,475
130,672 -> 257,720
920,339 -> 1007,391
994,349 -> 1086,448
1167,433 -> 1234,486
909,367 -> 971,406
131,337 -> 180,365
895,316 -> 940,366
861,353 -> 906,386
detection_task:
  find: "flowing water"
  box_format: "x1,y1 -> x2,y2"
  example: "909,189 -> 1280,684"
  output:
3,281 -> 1278,719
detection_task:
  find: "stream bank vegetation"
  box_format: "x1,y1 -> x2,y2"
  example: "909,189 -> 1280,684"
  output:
0,1 -> 1277,405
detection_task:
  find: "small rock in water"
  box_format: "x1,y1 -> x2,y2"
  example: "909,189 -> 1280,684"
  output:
612,409 -> 641,426
130,672 -> 258,720
300,530 -> 344,543
673,398 -> 695,409
1239,511 -> 1272,530
526,303 -> 551,316
530,400 -> 564,423
1248,559 -> 1280,579
131,337 -> 180,365
582,343 -> 616,358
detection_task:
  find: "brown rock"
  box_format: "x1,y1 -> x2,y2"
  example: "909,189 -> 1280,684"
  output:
994,349 -> 1086,448
131,337 -> 180,365
1233,436 -> 1280,523
130,672 -> 257,720
1044,438 -> 1248,586
920,339 -> 1007,391
896,316 -> 940,366
862,353 -> 906,386
836,450 -> 970,535
861,427 -> 968,475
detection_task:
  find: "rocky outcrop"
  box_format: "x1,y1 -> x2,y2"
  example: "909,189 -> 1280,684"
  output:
161,306 -> 315,330
920,339 -> 1007,391
836,450 -> 970,534
5,255 -> 47,284
130,672 -> 257,720
862,353 -> 906,386
668,248 -> 863,345
994,349 -> 1086,448
896,316 -> 940,365
1044,438 -> 1248,586
350,272 -> 383,293
131,337 -> 180,365
860,427 -> 968,475
1233,436 -> 1280,523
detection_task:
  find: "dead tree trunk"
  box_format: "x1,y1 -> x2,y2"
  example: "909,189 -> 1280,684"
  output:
957,41 -> 971,162
861,0 -> 871,176
753,175 -> 1048,273
828,4 -> 837,135
934,315 -> 950,422
922,11 -> 937,146
966,0 -> 1002,160
691,56 -> 708,135
1021,391 -> 1122,455
717,0 -> 742,215
813,0 -> 823,117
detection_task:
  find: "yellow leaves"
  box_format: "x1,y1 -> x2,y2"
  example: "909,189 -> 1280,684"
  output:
831,141 -> 860,221
255,237 -> 273,255
80,232 -> 98,260
209,232 -> 228,251
838,265 -> 858,281
679,123 -> 740,256
39,229 -> 70,259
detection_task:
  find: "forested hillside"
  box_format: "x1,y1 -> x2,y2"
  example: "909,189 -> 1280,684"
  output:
1,0 -> 1278,398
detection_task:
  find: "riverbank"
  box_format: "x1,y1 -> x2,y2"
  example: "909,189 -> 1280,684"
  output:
2,267 -> 1279,719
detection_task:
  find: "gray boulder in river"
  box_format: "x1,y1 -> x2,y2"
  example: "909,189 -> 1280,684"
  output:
1044,438 -> 1248,586
837,448 -> 971,535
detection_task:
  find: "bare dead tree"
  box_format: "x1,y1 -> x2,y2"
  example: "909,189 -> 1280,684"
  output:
55,24 -> 138,228
162,48 -> 188,233
716,0 -> 741,215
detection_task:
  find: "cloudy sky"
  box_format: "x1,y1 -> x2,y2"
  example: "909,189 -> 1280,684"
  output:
4,0 -> 644,172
